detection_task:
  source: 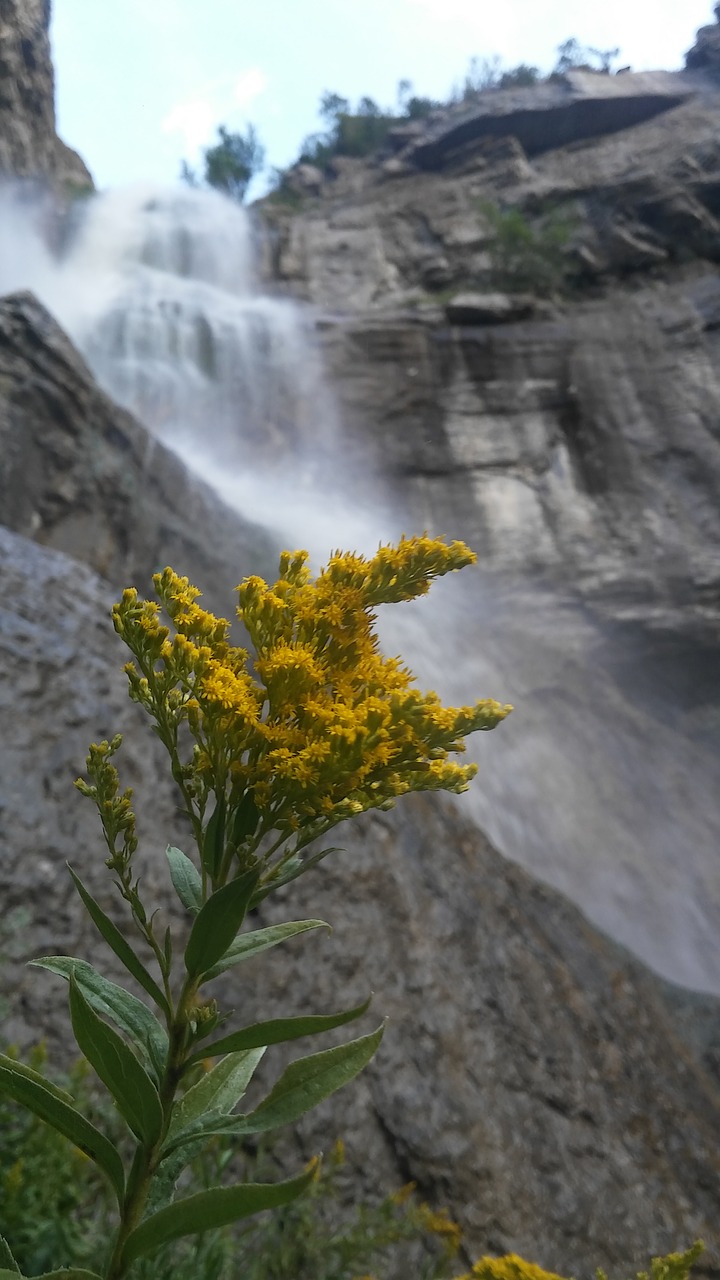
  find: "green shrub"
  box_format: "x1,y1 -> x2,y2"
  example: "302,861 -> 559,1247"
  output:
498,64 -> 541,88
0,1045 -> 113,1275
0,1054 -> 462,1280
481,202 -> 577,295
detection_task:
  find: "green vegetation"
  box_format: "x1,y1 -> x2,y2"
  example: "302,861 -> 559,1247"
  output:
481,201 -> 577,295
0,539 -> 510,1280
552,38 -> 621,75
297,90 -> 403,168
0,1046 -> 464,1279
271,34 -> 621,190
0,1046 -> 116,1275
181,124 -> 265,202
2,1056 -> 703,1280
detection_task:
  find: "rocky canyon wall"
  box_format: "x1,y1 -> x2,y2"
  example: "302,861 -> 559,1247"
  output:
260,57 -> 720,633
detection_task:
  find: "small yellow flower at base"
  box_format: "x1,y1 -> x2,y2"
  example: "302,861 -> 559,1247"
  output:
459,1255 -> 569,1280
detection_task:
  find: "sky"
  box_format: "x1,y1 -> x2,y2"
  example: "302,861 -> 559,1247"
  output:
51,0 -> 717,197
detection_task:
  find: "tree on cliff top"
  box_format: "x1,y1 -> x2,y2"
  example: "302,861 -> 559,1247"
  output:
181,124 -> 265,202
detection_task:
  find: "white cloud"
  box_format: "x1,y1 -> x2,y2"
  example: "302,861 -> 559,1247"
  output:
161,98 -> 216,152
233,67 -> 268,108
160,69 -> 267,156
405,0 -> 495,23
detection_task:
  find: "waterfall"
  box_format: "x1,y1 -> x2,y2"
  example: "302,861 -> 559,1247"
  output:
65,187 -> 330,470
2,181 -> 720,994
0,181 -> 376,551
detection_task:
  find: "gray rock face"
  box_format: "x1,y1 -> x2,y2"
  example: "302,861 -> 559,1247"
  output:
1,523 -> 719,1278
0,0 -> 91,188
259,66 -> 720,630
401,71 -> 695,170
0,289 -> 277,606
262,90 -> 720,303
317,288 -> 720,626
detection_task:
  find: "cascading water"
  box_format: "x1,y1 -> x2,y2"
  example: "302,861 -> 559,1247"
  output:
70,187 -> 334,474
2,180 -> 720,994
0,182 -> 365,547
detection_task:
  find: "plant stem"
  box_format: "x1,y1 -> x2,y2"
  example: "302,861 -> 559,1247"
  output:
104,980 -> 198,1280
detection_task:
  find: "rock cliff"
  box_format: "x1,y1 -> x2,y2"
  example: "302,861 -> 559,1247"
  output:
0,0 -> 91,188
254,48 -> 720,1011
259,49 -> 720,631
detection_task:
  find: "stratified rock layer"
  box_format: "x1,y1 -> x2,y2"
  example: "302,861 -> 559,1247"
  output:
401,71 -> 694,169
260,60 -> 720,625
1,523 -> 719,1278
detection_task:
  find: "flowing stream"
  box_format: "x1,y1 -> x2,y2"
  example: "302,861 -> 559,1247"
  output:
2,181 -> 720,994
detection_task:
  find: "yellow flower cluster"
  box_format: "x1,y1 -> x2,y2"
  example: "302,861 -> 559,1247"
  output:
458,1256 -> 568,1280
112,536 -> 511,887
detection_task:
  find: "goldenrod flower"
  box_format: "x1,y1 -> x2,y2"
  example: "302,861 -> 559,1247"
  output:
460,1256 -> 569,1280
107,535 -> 511,893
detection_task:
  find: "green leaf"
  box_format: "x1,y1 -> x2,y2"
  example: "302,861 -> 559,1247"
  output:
233,1025 -> 384,1136
167,1048 -> 265,1144
31,957 -> 168,1081
230,791 -> 260,845
122,1166 -> 317,1265
67,866 -> 169,1017
0,1271 -> 104,1279
0,1050 -> 73,1105
0,1236 -> 20,1273
184,867 -> 260,979
69,976 -> 164,1146
203,793 -> 226,881
202,919 -> 330,983
0,1058 -> 125,1206
173,1026 -> 385,1149
250,846 -> 341,906
166,846 -> 202,914
144,1138 -> 205,1215
188,995 -> 372,1065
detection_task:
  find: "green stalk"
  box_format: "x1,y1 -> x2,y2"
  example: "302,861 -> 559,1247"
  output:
104,979 -> 199,1280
